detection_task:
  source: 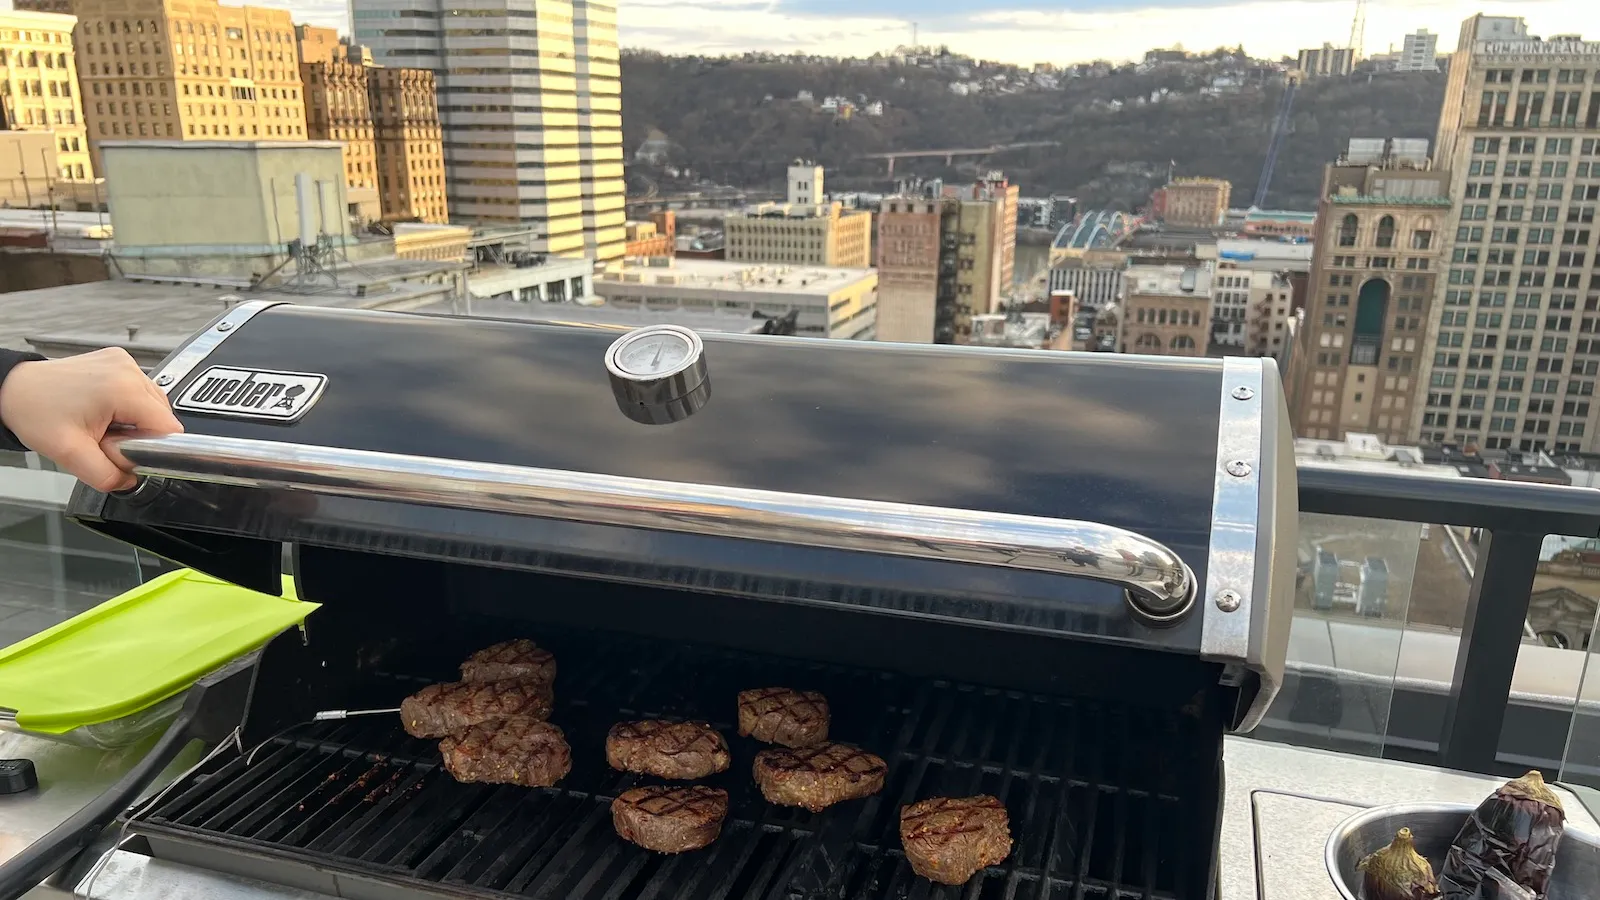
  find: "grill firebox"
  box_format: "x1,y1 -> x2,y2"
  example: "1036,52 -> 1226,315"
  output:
135,627 -> 1215,900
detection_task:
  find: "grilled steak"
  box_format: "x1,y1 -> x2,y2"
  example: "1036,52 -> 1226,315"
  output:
400,678 -> 554,738
607,720 -> 731,780
736,687 -> 829,747
460,638 -> 556,685
752,742 -> 887,812
439,717 -> 571,787
612,785 -> 728,853
900,795 -> 1013,885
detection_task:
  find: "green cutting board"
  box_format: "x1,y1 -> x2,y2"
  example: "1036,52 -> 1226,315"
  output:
0,569 -> 319,734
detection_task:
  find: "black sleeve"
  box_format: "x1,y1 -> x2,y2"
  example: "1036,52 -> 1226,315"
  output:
0,348 -> 47,452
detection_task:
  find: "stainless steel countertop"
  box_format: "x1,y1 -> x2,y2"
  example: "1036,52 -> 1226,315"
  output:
5,732 -> 1598,899
0,730 -> 205,892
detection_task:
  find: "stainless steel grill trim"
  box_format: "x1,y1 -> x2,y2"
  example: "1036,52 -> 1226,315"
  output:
148,300 -> 284,396
106,433 -> 1196,613
1200,357 -> 1263,669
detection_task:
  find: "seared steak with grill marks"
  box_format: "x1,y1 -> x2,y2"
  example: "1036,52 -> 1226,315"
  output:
460,639 -> 556,685
439,717 -> 570,787
737,687 -> 829,747
606,720 -> 730,780
612,785 -> 728,853
752,742 -> 887,812
900,795 -> 1013,885
400,678 -> 553,738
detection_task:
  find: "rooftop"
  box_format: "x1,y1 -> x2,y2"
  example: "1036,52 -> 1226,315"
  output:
411,297 -> 797,334
600,259 -> 875,295
1124,263 -> 1214,298
96,140 -> 345,152
0,272 -> 455,355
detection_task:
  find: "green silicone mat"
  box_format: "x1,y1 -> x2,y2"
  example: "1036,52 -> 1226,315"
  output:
0,569 -> 318,734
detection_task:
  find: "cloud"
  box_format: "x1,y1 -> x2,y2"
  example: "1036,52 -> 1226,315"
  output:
213,0 -> 1600,66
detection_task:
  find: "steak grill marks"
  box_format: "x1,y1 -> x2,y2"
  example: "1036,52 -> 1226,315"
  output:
135,635 -> 1203,900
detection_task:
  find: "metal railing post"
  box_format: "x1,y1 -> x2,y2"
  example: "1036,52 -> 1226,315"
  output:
1437,529 -> 1544,773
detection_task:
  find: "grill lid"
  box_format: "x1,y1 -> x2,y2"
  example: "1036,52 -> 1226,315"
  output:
68,302 -> 1294,731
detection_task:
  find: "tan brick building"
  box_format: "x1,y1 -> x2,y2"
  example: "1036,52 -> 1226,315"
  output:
0,9 -> 93,183
293,24 -> 444,225
723,203 -> 872,268
1284,141 -> 1448,444
1118,264 -> 1215,356
724,163 -> 870,268
294,23 -> 339,67
32,0 -> 308,171
368,66 -> 445,224
300,59 -> 377,221
874,196 -> 947,343
1154,177 -> 1232,227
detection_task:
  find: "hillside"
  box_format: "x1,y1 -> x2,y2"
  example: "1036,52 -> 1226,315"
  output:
619,53 -> 1448,211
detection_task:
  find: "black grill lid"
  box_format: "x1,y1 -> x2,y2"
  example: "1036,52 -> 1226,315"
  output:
67,302 -> 1294,731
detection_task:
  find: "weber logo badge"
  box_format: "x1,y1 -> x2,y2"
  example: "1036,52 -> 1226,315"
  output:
175,367 -> 327,422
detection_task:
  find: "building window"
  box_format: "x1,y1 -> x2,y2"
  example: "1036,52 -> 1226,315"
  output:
1338,214 -> 1358,247
1376,215 -> 1396,248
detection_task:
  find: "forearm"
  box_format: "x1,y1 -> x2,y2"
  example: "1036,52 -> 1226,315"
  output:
0,349 -> 48,452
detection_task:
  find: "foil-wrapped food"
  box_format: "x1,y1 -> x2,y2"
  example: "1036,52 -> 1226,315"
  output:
1440,770 -> 1565,900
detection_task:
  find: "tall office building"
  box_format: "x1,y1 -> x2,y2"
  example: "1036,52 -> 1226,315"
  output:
369,67 -> 447,223
1298,43 -> 1355,78
1285,139 -> 1449,444
300,56 -> 379,222
1397,29 -> 1440,72
297,26 -> 446,225
1417,16 -> 1600,453
353,0 -> 624,261
0,9 -> 93,183
570,0 -> 625,260
875,195 -> 950,343
38,0 -> 307,172
873,174 -> 1018,343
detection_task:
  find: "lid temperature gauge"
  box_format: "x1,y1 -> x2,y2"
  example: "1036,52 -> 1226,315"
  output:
604,325 -> 710,424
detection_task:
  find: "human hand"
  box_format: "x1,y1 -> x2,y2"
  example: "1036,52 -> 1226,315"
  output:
0,348 -> 183,492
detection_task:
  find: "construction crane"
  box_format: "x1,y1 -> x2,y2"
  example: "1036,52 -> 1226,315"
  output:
1251,72 -> 1300,209
1347,0 -> 1368,62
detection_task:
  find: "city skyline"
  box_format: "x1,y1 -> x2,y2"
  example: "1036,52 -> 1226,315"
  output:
42,0 -> 1591,67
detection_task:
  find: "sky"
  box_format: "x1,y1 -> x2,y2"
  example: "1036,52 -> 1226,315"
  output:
6,0 -> 1595,66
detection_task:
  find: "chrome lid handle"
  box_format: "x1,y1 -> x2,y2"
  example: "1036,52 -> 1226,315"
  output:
106,433 -> 1197,622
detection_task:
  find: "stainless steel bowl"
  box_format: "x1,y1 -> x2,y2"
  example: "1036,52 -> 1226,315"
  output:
1326,802 -> 1600,900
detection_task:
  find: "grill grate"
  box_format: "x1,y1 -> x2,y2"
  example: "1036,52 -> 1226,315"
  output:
135,632 -> 1210,900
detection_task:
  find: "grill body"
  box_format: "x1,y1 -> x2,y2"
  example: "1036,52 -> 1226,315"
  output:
64,304 -> 1298,900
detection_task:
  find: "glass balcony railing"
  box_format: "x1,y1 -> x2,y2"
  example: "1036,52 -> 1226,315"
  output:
0,449 -> 1596,784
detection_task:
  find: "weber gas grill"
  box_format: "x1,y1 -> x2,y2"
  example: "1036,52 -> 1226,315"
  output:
45,300 -> 1292,900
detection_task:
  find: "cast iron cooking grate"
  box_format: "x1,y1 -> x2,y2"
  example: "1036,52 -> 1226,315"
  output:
134,632 -> 1207,900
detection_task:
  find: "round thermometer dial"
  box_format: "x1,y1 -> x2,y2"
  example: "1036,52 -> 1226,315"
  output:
612,329 -> 696,378
604,325 -> 710,424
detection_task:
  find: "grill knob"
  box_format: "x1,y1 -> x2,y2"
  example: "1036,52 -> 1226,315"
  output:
604,325 -> 710,425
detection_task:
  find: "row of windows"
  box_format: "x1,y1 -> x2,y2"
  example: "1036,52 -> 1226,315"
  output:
5,107 -> 76,126
2,79 -> 74,98
95,119 -> 302,138
1129,333 -> 1198,353
1476,89 -> 1599,129
2,29 -> 68,44
1420,413 -> 1589,437
0,50 -> 69,68
1463,176 -> 1576,197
